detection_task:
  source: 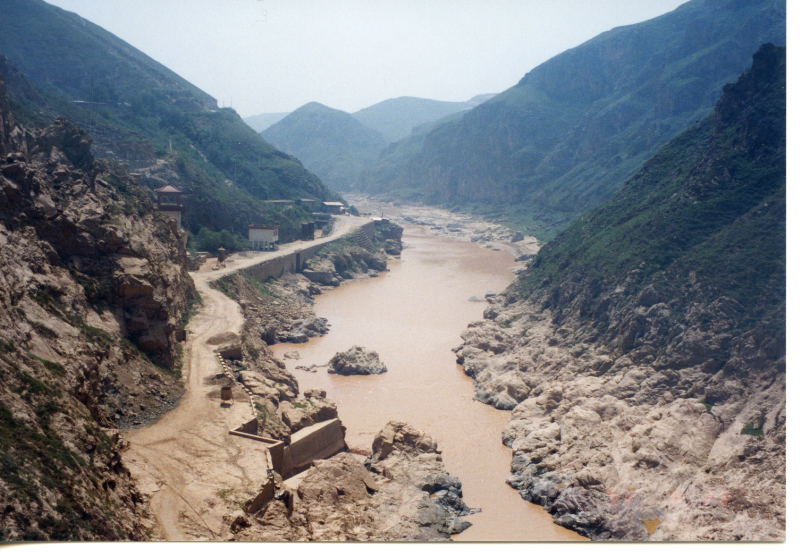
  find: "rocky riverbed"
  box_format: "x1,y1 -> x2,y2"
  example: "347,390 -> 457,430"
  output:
453,290 -> 785,541
347,193 -> 541,263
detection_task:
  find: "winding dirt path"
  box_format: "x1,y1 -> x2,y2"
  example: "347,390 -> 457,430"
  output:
121,216 -> 369,540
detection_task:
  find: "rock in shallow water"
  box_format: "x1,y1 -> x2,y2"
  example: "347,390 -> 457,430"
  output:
328,345 -> 387,375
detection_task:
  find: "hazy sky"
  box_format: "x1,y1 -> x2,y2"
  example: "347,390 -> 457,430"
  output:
45,0 -> 689,118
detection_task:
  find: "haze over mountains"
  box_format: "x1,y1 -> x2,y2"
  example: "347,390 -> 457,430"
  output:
242,0 -> 784,240
370,0 -> 784,237
0,0 -> 786,543
261,102 -> 388,192
251,94 -> 496,191
0,0 -> 342,244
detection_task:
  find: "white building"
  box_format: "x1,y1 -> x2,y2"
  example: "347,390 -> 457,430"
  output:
248,224 -> 279,250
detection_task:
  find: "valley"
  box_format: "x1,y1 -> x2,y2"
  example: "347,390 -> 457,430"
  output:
0,0 -> 786,544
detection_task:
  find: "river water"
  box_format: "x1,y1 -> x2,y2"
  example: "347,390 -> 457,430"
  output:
271,224 -> 582,541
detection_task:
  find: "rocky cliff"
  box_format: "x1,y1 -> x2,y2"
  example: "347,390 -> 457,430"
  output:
454,44 -> 785,541
0,71 -> 196,540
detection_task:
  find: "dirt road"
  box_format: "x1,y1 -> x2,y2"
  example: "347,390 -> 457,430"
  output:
122,215 -> 370,540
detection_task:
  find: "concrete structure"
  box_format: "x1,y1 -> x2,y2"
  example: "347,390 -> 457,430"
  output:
248,224 -> 279,250
155,184 -> 184,227
238,220 -> 376,283
322,201 -> 345,214
229,418 -> 346,479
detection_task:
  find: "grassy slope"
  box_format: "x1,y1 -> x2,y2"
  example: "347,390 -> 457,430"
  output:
261,102 -> 387,192
520,44 -> 785,339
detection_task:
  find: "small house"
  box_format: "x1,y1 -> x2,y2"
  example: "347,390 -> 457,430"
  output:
248,224 -> 280,250
155,185 -> 183,227
322,201 -> 345,214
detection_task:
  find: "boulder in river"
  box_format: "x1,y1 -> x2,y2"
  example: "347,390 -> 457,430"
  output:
328,346 -> 387,375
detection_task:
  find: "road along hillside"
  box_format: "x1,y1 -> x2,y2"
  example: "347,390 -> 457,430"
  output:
122,216 -> 374,540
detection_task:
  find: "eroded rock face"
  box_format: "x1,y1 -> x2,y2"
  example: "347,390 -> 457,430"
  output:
452,47 -> 786,542
214,272 -> 328,345
0,73 -> 194,540
230,422 -> 472,541
455,295 -> 785,541
328,346 -> 387,375
277,394 -> 340,434
301,242 -> 392,287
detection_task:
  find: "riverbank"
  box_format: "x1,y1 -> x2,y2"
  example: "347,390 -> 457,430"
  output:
454,274 -> 786,541
348,194 -> 541,262
122,215 -> 482,541
267,211 -> 583,541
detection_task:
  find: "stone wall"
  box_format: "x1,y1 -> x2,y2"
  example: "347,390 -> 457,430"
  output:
240,220 -> 375,282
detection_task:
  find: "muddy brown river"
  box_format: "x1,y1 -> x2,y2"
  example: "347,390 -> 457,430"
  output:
271,224 -> 583,541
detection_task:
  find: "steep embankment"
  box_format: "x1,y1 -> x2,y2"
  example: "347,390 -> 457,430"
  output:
261,102 -> 388,192
455,44 -> 785,541
0,72 -> 196,540
361,0 -> 785,239
0,0 -> 342,242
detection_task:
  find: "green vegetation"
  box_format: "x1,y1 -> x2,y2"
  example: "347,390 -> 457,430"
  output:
189,227 -> 249,253
0,403 -> 110,540
178,289 -> 203,330
741,423 -> 764,439
209,278 -> 238,300
261,102 -> 387,192
28,354 -> 65,376
359,0 -> 785,241
0,0 -> 343,245
517,44 -> 785,346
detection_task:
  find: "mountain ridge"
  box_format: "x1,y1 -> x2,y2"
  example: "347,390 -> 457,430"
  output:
0,0 -> 343,245
359,0 -> 785,240
261,102 -> 388,192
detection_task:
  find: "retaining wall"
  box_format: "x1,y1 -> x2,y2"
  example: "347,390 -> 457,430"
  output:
282,419 -> 346,476
240,220 -> 375,282
230,417 -> 346,479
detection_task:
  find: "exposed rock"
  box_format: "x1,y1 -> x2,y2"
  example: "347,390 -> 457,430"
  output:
212,272 -> 329,345
277,396 -> 339,434
231,422 -> 471,541
328,346 -> 387,375
0,73 -> 193,540
453,47 -> 786,541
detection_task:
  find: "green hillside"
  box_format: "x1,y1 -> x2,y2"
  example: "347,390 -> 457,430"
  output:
0,0 -> 342,245
360,0 -> 785,241
261,102 -> 387,192
520,43 -> 785,347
